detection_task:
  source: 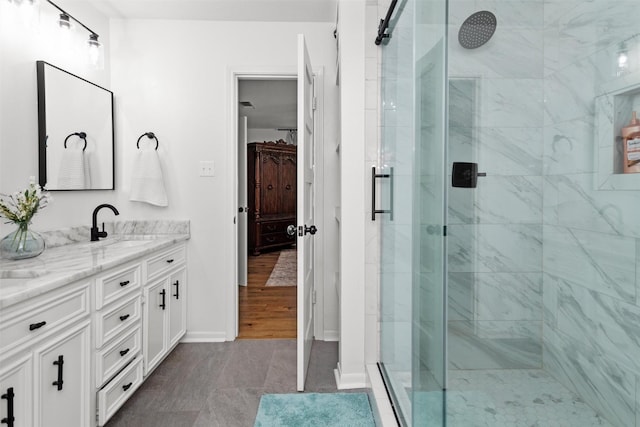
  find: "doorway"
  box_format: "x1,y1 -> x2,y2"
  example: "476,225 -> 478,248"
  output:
237,78 -> 298,339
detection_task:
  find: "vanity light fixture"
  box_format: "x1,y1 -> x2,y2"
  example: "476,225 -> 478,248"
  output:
617,41 -> 629,75
45,0 -> 103,68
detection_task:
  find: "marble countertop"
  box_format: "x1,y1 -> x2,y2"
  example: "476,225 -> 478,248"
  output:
0,233 -> 189,310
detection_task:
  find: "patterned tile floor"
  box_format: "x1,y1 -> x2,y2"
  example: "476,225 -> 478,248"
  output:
433,369 -> 613,426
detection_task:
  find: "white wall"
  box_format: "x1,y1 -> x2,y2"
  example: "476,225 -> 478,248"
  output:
0,0 -> 112,235
108,19 -> 340,341
247,128 -> 289,143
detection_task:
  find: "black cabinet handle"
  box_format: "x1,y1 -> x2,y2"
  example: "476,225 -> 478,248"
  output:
173,280 -> 180,299
119,348 -> 130,357
119,314 -> 130,322
122,382 -> 133,392
52,355 -> 64,390
119,280 -> 130,287
166,259 -> 174,264
160,289 -> 166,310
1,387 -> 14,427
29,321 -> 46,331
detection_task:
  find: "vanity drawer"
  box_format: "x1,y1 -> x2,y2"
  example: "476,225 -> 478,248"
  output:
95,263 -> 141,310
95,294 -> 141,348
146,245 -> 185,280
0,282 -> 89,354
97,356 -> 143,426
96,325 -> 141,386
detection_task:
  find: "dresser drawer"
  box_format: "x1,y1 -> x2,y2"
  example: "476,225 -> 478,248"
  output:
97,357 -> 143,426
0,283 -> 89,355
95,264 -> 141,310
146,245 -> 185,280
96,326 -> 141,386
95,294 -> 141,348
259,220 -> 295,235
259,232 -> 295,246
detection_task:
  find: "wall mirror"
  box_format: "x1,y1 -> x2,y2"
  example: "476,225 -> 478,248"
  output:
37,61 -> 114,190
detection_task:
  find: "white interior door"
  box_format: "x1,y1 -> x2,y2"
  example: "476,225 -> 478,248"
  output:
297,34 -> 316,391
238,115 -> 248,286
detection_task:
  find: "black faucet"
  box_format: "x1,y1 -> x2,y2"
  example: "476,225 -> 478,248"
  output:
91,204 -> 120,241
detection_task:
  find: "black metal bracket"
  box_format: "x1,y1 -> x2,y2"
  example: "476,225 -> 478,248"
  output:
372,166 -> 394,221
375,0 -> 398,45
136,132 -> 159,150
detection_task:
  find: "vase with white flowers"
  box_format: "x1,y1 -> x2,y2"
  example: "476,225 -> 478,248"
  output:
0,177 -> 52,260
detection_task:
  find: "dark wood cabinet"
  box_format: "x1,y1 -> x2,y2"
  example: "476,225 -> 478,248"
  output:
247,142 -> 297,255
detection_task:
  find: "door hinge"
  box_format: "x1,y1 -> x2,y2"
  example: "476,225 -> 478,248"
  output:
443,225 -> 447,236
312,97 -> 317,110
312,290 -> 317,304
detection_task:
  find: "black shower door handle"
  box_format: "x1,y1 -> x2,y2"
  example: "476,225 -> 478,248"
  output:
371,166 -> 394,221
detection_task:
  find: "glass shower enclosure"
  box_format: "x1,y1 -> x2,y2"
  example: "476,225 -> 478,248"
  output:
379,0 -> 640,425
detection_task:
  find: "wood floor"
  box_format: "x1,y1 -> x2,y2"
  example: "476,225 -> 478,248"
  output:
238,250 -> 297,339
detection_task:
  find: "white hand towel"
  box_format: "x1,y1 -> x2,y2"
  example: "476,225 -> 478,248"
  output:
130,149 -> 168,206
57,149 -> 86,189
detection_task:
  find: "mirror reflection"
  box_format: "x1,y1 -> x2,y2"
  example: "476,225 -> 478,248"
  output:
37,61 -> 114,190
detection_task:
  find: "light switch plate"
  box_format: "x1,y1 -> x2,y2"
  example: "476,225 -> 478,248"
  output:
199,161 -> 215,177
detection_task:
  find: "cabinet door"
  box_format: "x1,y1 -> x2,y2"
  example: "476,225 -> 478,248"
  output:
168,268 -> 187,348
143,279 -> 167,376
34,321 -> 90,427
260,151 -> 281,215
279,154 -> 297,215
0,355 -> 32,427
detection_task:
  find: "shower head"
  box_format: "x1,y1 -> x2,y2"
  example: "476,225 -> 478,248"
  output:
458,11 -> 497,49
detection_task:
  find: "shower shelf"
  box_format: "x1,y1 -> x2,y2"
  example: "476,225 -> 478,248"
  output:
594,72 -> 640,190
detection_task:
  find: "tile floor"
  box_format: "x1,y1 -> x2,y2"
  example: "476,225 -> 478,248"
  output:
105,340 -> 350,427
413,369 -> 614,427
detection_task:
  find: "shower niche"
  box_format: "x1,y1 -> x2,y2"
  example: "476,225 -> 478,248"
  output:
594,73 -> 640,190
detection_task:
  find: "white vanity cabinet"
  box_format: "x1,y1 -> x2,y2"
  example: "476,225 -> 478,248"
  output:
142,245 -> 187,376
0,281 -> 91,427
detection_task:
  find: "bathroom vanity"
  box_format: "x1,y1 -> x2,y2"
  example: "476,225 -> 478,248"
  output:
0,225 -> 189,426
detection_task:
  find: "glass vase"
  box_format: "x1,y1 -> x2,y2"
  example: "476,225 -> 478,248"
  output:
0,224 -> 46,260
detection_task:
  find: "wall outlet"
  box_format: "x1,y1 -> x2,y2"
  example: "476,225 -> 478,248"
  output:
199,161 -> 215,177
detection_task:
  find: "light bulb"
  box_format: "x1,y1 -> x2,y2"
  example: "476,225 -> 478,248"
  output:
87,33 -> 104,69
58,12 -> 71,30
617,41 -> 629,76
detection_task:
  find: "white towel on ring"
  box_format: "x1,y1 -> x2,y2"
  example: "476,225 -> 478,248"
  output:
57,149 -> 87,189
129,148 -> 168,206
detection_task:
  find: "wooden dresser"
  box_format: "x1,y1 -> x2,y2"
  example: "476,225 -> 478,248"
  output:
247,142 -> 297,255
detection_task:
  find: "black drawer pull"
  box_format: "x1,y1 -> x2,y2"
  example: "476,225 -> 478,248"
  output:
1,387 -> 15,427
166,259 -> 174,264
122,382 -> 133,392
119,348 -> 130,357
119,314 -> 130,322
265,236 -> 276,243
173,280 -> 180,299
52,355 -> 64,390
29,321 -> 47,331
160,289 -> 166,310
119,280 -> 130,287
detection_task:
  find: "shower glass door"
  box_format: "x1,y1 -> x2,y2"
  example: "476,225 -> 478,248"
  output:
379,0 -> 448,425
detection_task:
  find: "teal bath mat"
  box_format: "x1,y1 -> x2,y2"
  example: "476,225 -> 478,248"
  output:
254,392 -> 376,427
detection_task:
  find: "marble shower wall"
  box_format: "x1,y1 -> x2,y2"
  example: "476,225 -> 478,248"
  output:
542,1 -> 640,426
447,0 -> 545,370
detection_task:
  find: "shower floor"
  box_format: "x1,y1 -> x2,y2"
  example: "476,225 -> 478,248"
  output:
443,369 -> 613,426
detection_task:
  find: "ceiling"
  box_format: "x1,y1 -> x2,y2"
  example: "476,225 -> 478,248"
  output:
83,0 -> 337,22
239,80 -> 297,130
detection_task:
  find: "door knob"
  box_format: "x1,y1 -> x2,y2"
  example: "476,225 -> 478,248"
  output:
287,225 -> 296,236
304,225 -> 317,235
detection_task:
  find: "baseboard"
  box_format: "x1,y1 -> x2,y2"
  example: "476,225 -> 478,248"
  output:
181,331 -> 227,343
323,330 -> 339,341
334,363 -> 368,389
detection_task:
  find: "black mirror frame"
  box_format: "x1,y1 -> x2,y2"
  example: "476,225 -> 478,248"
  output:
36,60 -> 115,191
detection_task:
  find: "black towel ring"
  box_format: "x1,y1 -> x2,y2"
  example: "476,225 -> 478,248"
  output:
64,132 -> 87,151
136,132 -> 159,150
